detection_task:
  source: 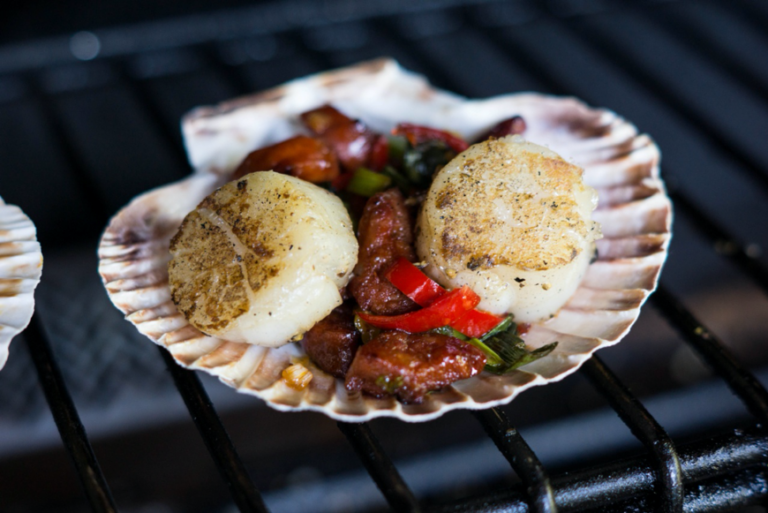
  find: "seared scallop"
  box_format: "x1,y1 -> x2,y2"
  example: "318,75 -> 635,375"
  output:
168,171 -> 358,347
416,135 -> 601,322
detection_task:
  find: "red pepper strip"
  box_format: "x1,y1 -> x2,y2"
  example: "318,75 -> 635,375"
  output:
368,135 -> 390,171
359,286 -> 480,333
452,309 -> 507,339
384,258 -> 444,307
392,123 -> 469,153
385,257 -> 507,337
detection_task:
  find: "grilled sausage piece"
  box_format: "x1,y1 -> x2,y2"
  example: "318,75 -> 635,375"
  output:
301,304 -> 360,379
231,135 -> 340,183
349,189 -> 418,315
300,105 -> 376,173
345,331 -> 487,403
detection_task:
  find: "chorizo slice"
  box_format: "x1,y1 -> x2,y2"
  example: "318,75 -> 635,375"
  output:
349,188 -> 417,315
301,304 -> 360,379
232,135 -> 339,183
345,330 -> 486,404
301,105 -> 376,173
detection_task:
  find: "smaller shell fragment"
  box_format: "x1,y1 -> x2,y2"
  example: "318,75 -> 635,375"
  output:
0,196 -> 43,370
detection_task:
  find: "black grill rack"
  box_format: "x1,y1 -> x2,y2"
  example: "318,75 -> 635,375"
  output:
4,0 -> 768,511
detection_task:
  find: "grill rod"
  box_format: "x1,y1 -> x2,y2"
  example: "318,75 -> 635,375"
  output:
337,422 -> 422,512
473,408 -> 557,513
427,425 -> 768,513
581,355 -> 684,513
555,10 -> 768,195
25,314 -> 118,513
667,189 -> 768,295
159,349 -> 269,513
652,285 -> 768,425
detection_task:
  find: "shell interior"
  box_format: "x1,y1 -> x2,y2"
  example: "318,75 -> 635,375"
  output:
98,59 -> 671,422
0,196 -> 43,370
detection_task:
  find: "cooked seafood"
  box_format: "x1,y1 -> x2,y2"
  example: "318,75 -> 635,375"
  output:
168,171 -> 357,347
98,59 -> 670,422
416,136 -> 602,322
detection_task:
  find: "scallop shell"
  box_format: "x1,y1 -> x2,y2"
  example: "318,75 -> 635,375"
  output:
0,196 -> 43,370
98,59 -> 671,422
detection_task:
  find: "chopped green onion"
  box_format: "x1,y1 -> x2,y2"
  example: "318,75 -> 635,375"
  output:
464,337 -> 505,367
381,165 -> 411,191
387,135 -> 409,163
435,317 -> 557,374
480,315 -> 516,341
354,313 -> 380,344
432,325 -> 469,340
484,342 -> 558,374
403,140 -> 455,187
346,167 -> 392,196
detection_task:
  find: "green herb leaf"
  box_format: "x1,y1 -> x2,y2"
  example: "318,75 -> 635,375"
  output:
354,314 -> 380,344
432,320 -> 556,374
480,315 -> 516,341
381,165 -> 412,191
431,325 -> 468,340
387,135 -> 409,164
403,140 -> 455,187
484,342 -> 558,375
346,167 -> 392,196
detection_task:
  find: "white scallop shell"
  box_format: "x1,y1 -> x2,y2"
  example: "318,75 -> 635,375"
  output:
98,59 -> 671,422
0,196 -> 43,370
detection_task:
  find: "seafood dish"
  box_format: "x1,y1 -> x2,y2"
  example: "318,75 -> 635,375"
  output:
98,59 -> 671,421
0,196 -> 43,370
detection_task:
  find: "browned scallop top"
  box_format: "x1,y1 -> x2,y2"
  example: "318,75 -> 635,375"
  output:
421,138 -> 591,272
168,175 -> 304,333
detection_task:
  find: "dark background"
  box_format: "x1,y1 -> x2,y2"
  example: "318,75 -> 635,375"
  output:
0,0 -> 767,512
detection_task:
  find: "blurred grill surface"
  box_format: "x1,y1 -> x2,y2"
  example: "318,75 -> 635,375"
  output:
1,0 -> 768,512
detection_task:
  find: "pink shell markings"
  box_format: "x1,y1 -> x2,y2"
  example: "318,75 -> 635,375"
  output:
0,196 -> 44,370
97,59 -> 671,422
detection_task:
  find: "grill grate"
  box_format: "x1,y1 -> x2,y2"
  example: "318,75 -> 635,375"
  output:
4,0 -> 768,511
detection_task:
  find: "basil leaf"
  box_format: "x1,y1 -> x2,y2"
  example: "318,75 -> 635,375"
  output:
403,140 -> 455,187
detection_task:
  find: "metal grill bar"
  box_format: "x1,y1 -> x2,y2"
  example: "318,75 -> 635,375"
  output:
158,349 -> 268,513
337,422 -> 421,512
24,314 -> 117,513
667,188 -> 768,295
597,467 -> 768,513
651,285 -> 768,425
116,60 -> 190,173
428,425 -> 768,513
24,74 -> 111,221
581,355 -> 684,513
639,1 -> 768,102
473,408 -> 557,513
558,12 -> 768,195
